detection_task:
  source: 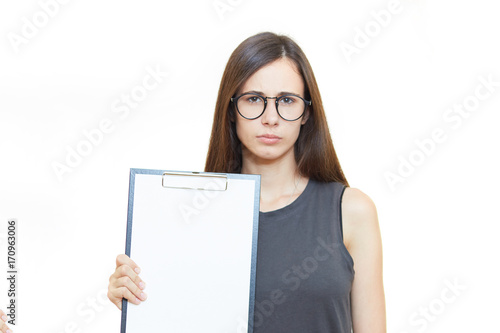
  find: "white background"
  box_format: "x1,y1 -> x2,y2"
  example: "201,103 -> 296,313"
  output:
0,0 -> 499,332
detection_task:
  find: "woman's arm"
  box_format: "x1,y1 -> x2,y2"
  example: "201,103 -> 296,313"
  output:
342,187 -> 386,332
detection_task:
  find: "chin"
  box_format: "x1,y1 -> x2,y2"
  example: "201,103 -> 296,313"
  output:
244,146 -> 294,163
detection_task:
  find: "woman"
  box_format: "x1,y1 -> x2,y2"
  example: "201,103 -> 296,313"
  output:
107,31 -> 386,332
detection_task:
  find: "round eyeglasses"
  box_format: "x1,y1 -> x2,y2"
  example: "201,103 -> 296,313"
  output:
230,92 -> 311,121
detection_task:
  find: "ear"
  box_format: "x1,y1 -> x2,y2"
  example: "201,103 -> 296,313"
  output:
301,107 -> 310,125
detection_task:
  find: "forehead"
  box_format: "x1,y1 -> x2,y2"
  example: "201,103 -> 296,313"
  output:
239,58 -> 305,95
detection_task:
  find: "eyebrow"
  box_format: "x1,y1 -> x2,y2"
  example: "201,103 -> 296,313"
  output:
242,90 -> 302,97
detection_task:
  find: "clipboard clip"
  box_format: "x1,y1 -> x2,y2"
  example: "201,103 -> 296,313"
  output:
161,171 -> 228,191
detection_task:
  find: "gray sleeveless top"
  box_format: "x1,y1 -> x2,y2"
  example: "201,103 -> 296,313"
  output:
253,179 -> 354,332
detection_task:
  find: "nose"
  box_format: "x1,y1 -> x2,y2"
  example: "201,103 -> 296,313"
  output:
261,97 -> 280,125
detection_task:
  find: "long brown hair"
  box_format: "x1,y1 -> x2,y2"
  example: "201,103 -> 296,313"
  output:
204,32 -> 349,187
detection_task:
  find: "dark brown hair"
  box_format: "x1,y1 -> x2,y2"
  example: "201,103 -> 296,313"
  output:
204,32 -> 349,187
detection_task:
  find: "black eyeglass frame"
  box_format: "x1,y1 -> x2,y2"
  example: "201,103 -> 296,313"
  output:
230,92 -> 312,121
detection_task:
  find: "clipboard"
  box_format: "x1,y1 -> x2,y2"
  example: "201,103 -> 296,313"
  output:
121,168 -> 261,333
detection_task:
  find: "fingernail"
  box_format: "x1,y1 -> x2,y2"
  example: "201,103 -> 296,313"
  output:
7,330 -> 12,333
141,292 -> 147,300
2,314 -> 7,320
139,281 -> 145,289
134,267 -> 141,274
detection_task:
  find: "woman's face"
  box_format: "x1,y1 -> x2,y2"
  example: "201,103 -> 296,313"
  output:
235,58 -> 309,165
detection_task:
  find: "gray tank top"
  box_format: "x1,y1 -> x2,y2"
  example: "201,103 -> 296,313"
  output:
253,179 -> 354,332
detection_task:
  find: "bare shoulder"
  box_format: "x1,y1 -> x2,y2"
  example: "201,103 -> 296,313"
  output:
341,187 -> 380,250
341,187 -> 378,220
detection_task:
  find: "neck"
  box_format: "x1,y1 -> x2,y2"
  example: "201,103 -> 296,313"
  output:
240,148 -> 308,211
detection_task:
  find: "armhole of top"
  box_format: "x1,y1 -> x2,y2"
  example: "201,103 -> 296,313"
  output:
339,185 -> 347,241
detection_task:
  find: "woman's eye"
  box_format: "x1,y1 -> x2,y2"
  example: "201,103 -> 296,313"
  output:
247,96 -> 262,103
280,97 -> 295,104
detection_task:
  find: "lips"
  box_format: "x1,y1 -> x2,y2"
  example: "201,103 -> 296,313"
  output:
259,134 -> 281,139
257,134 -> 281,144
